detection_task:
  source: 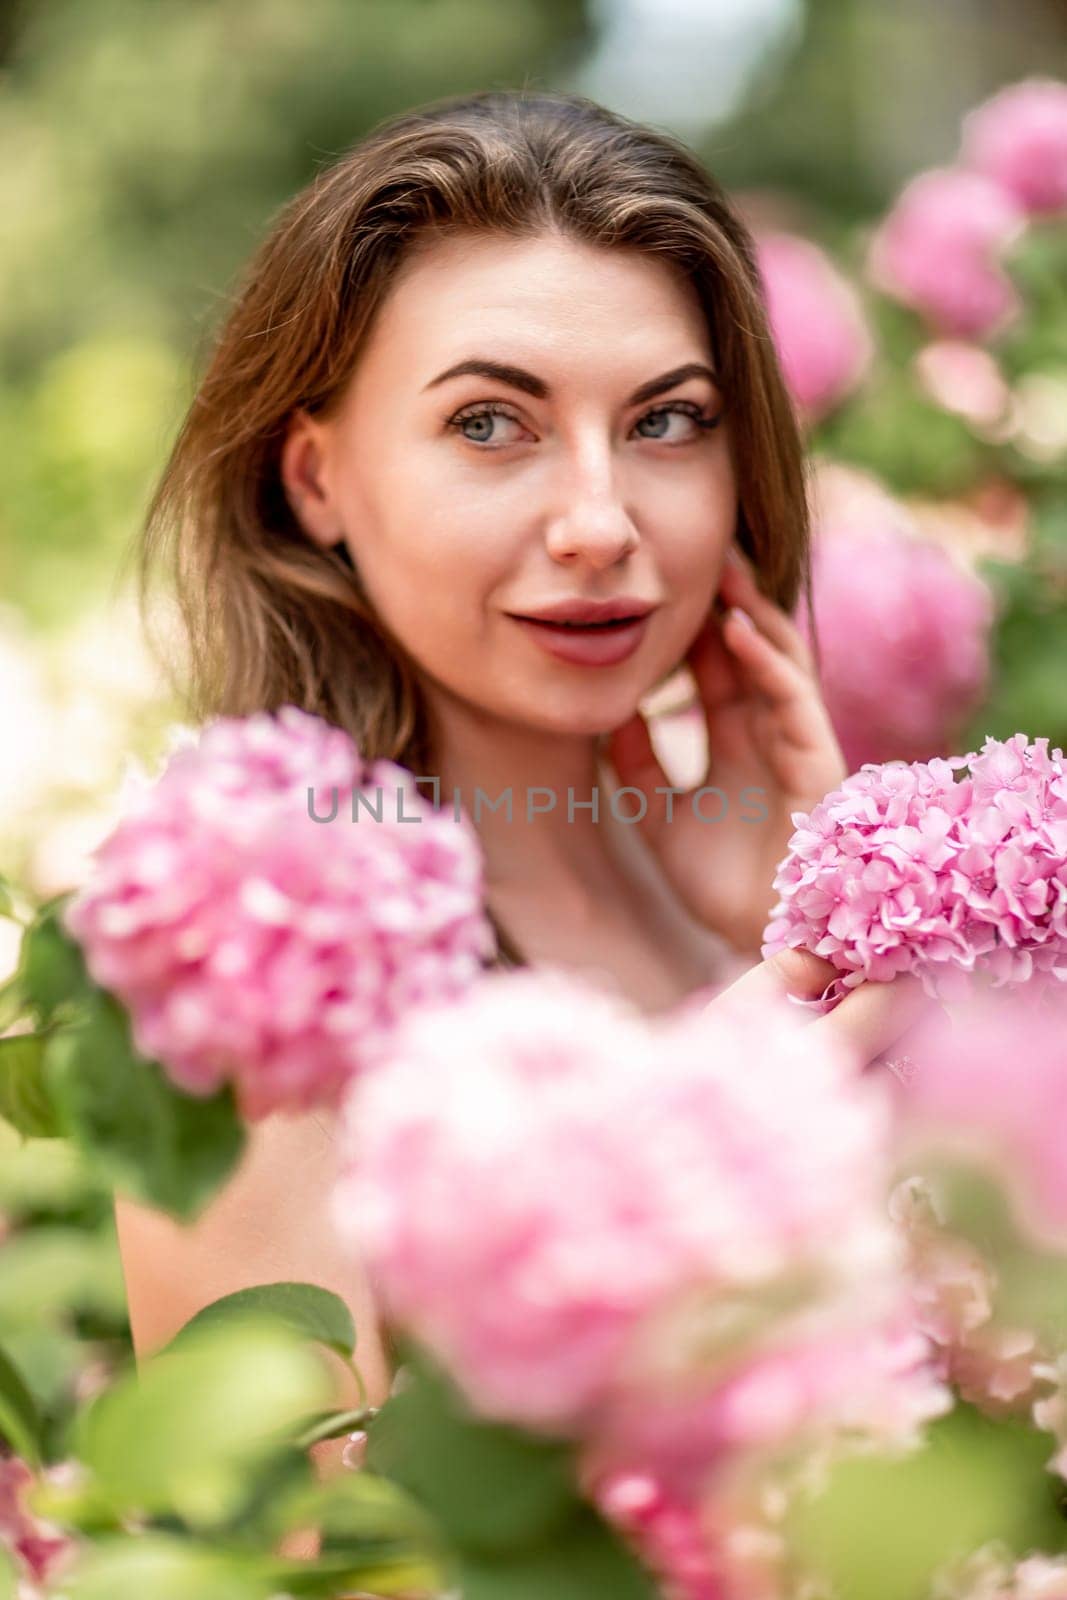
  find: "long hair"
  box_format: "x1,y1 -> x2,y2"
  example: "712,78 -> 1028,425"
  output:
139,88 -> 817,971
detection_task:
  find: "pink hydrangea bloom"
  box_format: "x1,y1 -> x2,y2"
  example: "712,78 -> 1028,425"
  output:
913,340 -> 1012,431
762,734 -> 1067,1006
890,1175 -> 1043,1421
797,499 -> 994,771
883,984 -> 1067,1480
591,1297 -> 945,1500
961,78 -> 1067,216
1033,1354 -> 1067,1482
336,967 -> 947,1495
0,1455 -> 75,1596
867,167 -> 1027,338
755,232 -> 874,422
64,707 -> 495,1119
592,1472 -> 730,1600
892,982 -> 1067,1245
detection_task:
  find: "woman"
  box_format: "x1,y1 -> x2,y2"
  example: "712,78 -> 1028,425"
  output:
115,88 -> 929,1518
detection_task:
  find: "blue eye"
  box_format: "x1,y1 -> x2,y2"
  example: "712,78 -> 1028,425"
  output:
634,402 -> 722,441
447,399 -> 722,449
448,403 -> 526,446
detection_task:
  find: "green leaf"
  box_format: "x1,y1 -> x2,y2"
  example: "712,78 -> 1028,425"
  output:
0,873 -> 16,921
0,1340 -> 43,1465
274,1467 -> 441,1551
0,976 -> 26,1034
77,1319 -> 333,1530
261,1551 -> 445,1598
18,900 -> 92,1027
456,1504 -> 658,1600
0,1031 -> 61,1139
0,1225 -> 127,1332
253,1471 -> 448,1597
62,1535 -> 272,1600
366,1345 -> 579,1556
44,989 -> 245,1221
168,1282 -> 356,1361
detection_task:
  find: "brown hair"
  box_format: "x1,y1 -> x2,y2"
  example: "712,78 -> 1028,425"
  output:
139,88 -> 817,971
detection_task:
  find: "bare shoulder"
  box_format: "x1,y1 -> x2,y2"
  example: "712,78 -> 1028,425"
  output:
114,1105 -> 393,1407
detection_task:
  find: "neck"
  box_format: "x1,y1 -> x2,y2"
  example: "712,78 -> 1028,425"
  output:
423,692 -> 637,920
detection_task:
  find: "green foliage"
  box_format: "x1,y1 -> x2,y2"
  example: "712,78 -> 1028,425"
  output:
17,898 -> 93,1031
0,1340 -> 44,1464
454,1508 -> 660,1600
61,1536 -> 277,1600
918,1159 -> 1067,1351
0,1548 -> 17,1600
962,494 -> 1067,752
0,1031 -> 60,1139
789,1403 -> 1067,1598
366,1342 -> 656,1594
44,988 -> 246,1222
817,363 -> 987,498
367,1343 -> 579,1555
0,893 -> 246,1217
76,1318 -> 333,1530
167,1281 -> 358,1364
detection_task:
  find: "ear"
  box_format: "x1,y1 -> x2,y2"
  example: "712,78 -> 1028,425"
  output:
280,409 -> 343,549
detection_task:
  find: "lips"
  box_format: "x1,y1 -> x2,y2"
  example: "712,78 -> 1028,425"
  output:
524,616 -> 640,630
509,612 -> 653,667
509,597 -> 657,626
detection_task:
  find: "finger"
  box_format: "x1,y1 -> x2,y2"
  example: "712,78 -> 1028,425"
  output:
713,947 -> 841,1012
720,611 -> 832,750
605,711 -> 672,828
719,557 -> 814,673
814,972 -> 932,1065
686,609 -> 743,709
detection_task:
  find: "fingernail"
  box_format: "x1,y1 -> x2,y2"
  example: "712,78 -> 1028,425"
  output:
729,606 -> 755,631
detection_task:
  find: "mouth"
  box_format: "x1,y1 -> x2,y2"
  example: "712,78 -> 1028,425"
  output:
507,612 -> 654,667
512,616 -> 645,631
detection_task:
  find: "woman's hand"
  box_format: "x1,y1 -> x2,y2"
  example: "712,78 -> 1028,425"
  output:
715,947 -> 934,1070
606,542 -> 848,954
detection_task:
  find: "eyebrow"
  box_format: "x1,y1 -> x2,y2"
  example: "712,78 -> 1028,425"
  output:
422,358 -> 718,407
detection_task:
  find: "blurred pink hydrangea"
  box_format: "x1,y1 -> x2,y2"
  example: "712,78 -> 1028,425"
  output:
961,78 -> 1067,217
797,492 -> 994,772
867,167 -> 1027,339
913,341 -> 1012,432
336,967 -> 946,1498
932,1541 -> 1067,1599
762,734 -> 1067,1007
64,707 -> 495,1119
0,1454 -> 75,1597
892,984 -> 1067,1248
883,985 -> 1067,1480
755,232 -> 874,422
890,1175 -> 1043,1422
592,1471 -> 731,1600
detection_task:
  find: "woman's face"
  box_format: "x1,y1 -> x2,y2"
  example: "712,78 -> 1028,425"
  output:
286,230 -> 737,739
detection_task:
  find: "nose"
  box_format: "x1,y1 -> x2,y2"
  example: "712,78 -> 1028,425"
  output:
543,454 -> 640,568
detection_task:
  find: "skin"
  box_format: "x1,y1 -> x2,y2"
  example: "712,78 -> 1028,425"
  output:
117,232 -> 931,1572
282,230 -> 853,958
